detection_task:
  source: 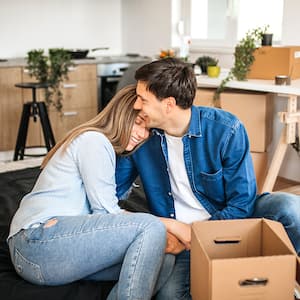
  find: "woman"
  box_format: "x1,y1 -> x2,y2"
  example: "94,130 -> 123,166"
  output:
7,85 -> 190,300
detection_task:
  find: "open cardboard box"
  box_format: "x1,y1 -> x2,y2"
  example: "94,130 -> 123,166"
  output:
191,219 -> 300,300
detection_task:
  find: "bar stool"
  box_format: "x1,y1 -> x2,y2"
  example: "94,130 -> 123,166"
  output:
13,82 -> 56,161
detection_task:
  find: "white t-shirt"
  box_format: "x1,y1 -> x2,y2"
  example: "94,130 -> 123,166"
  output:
165,133 -> 211,224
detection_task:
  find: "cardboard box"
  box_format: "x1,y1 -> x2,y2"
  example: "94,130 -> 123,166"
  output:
247,46 -> 300,79
194,88 -> 273,152
194,88 -> 216,107
191,219 -> 300,300
251,152 -> 268,193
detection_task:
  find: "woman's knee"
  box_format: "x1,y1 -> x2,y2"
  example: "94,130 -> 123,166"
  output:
132,213 -> 167,244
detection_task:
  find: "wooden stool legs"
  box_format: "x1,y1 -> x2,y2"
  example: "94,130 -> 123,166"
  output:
13,102 -> 56,161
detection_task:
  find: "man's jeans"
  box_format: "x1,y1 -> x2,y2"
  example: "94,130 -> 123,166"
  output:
8,213 -> 175,300
155,192 -> 300,300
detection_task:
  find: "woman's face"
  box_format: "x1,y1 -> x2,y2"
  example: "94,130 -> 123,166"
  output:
126,113 -> 150,151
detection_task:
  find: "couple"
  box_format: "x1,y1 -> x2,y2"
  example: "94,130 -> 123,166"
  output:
8,58 -> 300,300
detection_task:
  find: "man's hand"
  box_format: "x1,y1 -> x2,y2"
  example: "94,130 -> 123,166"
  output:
159,217 -> 191,249
165,232 -> 186,254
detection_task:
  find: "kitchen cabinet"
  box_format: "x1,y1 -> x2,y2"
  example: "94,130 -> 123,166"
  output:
0,67 -> 23,151
22,64 -> 98,145
48,64 -> 98,142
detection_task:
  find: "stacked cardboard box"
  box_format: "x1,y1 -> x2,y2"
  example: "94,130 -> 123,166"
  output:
247,46 -> 300,80
194,88 -> 273,192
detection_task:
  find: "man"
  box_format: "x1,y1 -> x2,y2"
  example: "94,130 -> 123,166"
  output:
116,58 -> 300,300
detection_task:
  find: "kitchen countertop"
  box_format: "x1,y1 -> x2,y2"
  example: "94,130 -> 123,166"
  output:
197,69 -> 300,96
0,55 -> 152,68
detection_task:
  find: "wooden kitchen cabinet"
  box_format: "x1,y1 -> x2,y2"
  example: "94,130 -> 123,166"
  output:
22,64 -> 98,146
0,67 -> 23,151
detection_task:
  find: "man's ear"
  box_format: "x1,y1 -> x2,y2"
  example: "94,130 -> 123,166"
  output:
165,97 -> 176,113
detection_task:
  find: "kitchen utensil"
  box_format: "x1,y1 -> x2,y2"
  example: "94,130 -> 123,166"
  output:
66,47 -> 109,59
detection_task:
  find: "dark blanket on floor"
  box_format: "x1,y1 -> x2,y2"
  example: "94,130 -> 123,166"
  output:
0,166 -> 148,300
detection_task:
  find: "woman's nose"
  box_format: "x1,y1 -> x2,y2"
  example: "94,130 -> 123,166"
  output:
137,127 -> 149,139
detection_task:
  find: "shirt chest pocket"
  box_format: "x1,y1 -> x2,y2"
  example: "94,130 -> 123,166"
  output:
194,168 -> 225,202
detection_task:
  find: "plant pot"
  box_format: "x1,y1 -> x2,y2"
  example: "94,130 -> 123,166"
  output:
207,66 -> 221,78
261,34 -> 273,46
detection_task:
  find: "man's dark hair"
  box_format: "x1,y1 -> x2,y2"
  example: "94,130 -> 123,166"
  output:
135,58 -> 197,109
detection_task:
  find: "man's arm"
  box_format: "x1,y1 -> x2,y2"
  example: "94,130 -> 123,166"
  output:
209,122 -> 257,220
165,232 -> 186,254
116,156 -> 139,200
159,217 -> 191,250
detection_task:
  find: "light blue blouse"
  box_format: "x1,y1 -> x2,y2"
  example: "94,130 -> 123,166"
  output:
9,131 -> 122,239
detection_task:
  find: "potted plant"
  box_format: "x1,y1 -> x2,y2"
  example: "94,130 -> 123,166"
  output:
195,56 -> 218,74
207,59 -> 221,78
213,25 -> 269,103
26,48 -> 74,112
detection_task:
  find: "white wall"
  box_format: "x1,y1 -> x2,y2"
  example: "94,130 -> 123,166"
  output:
0,0 -> 122,58
282,0 -> 300,45
121,0 -> 172,57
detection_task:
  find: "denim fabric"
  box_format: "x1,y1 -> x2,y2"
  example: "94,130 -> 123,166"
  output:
253,192 -> 300,255
117,105 -> 257,220
155,250 -> 191,300
8,213 -> 175,300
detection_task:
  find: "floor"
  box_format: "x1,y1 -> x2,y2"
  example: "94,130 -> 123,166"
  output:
274,176 -> 300,195
0,148 -> 46,163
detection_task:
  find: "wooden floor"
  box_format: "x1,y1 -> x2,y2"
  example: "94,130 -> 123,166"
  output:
273,176 -> 300,195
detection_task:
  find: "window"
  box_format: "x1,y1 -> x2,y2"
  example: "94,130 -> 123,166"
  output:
174,0 -> 284,49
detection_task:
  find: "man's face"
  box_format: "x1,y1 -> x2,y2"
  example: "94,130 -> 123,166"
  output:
135,81 -> 166,129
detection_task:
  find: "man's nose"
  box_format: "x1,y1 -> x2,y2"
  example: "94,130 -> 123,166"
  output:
134,97 -> 143,110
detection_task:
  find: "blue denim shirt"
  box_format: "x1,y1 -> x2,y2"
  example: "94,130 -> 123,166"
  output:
116,105 -> 259,220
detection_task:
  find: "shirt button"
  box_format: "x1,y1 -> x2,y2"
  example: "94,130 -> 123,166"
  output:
168,192 -> 172,196
170,213 -> 175,217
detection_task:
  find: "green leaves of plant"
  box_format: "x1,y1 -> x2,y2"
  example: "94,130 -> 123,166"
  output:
26,48 -> 74,112
214,25 -> 270,101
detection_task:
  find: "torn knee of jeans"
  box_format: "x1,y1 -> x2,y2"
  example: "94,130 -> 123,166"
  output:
44,218 -> 58,228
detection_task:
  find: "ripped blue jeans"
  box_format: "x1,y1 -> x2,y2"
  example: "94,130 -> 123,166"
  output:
8,213 -> 175,300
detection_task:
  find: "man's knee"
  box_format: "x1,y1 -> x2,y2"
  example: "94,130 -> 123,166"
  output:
254,192 -> 300,217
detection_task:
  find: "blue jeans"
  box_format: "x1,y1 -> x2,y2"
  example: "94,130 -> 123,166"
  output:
155,192 -> 300,300
8,213 -> 175,300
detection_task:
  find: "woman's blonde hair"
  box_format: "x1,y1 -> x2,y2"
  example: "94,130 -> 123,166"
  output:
41,84 -> 140,168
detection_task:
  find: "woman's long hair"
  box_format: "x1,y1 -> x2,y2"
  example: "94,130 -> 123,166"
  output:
41,84 -> 140,168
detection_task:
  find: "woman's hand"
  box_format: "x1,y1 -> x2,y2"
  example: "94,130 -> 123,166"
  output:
165,232 -> 186,254
159,217 -> 191,250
